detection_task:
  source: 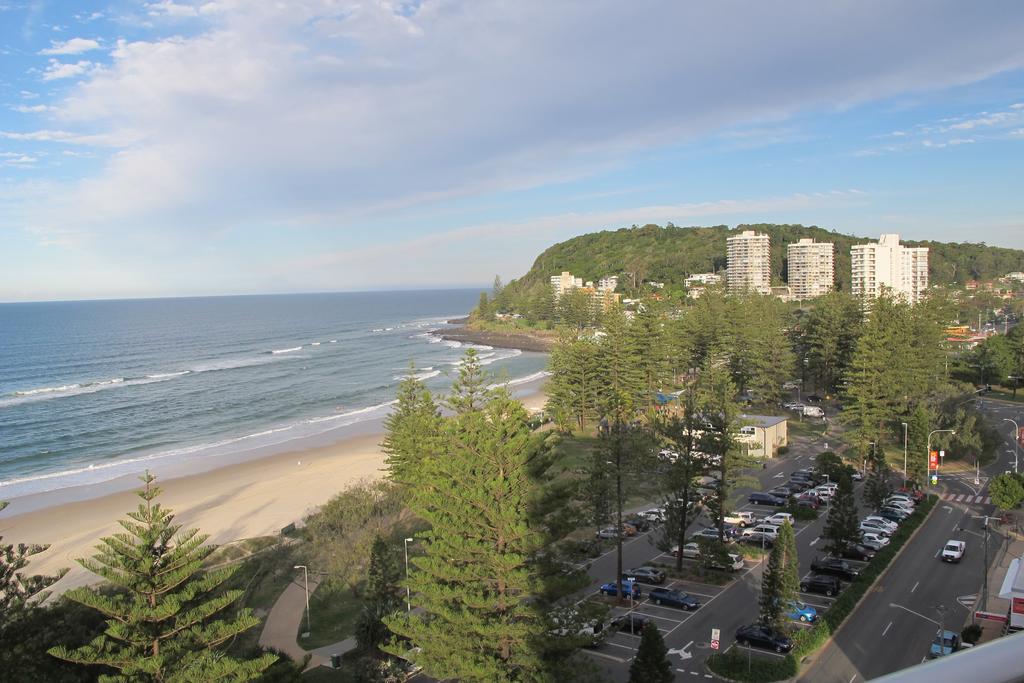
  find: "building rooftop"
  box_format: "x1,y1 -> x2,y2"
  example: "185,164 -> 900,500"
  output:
740,414 -> 787,428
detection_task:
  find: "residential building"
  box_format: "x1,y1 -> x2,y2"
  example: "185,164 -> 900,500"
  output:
549,271 -> 583,298
1005,272 -> 1024,283
726,230 -> 771,294
736,415 -> 788,457
597,276 -> 619,292
685,272 -> 722,286
786,238 -> 834,300
850,234 -> 929,304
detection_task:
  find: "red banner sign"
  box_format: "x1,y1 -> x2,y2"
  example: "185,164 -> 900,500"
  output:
929,450 -> 939,467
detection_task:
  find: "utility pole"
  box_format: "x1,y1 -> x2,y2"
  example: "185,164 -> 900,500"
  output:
1004,419 -> 1020,474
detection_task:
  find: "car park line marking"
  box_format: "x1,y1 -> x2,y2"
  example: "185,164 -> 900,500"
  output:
911,581 -> 919,593
882,621 -> 892,636
810,536 -> 820,546
849,675 -> 857,683
604,640 -> 640,652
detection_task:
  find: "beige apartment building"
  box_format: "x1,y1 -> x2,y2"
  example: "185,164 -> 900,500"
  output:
850,234 -> 929,304
786,238 -> 834,300
726,230 -> 771,294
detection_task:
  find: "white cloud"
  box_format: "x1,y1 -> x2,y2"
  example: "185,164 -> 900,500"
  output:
19,90 -> 39,99
40,38 -> 102,55
42,59 -> 94,81
11,103 -> 54,113
2,154 -> 37,165
10,1 -> 1024,261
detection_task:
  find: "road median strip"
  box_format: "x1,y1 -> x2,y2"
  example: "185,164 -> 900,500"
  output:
705,494 -> 938,682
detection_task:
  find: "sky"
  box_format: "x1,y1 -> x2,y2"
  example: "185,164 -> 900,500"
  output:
1,1 -> 1024,302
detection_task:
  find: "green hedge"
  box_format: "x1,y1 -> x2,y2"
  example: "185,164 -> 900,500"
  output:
707,494 -> 937,682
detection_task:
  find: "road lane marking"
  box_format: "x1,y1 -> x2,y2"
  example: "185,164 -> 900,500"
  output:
810,537 -> 820,546
849,675 -> 857,683
882,621 -> 892,636
911,581 -> 919,593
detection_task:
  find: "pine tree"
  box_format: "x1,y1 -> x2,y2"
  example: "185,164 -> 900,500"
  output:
628,302 -> 672,412
445,348 -> 493,415
383,390 -> 546,682
747,298 -> 796,407
1,500 -> 67,616
596,306 -> 643,421
696,361 -> 746,542
863,443 -> 892,511
48,473 -> 276,680
806,291 -> 863,393
382,367 -> 441,486
355,535 -> 403,654
823,475 -> 860,556
759,521 -> 799,630
546,332 -> 599,432
628,623 -> 673,683
904,403 -> 932,487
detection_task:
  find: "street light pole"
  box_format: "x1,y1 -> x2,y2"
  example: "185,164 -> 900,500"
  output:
927,429 -> 956,488
1003,419 -> 1019,474
901,422 -> 909,487
293,565 -> 310,637
403,537 -> 414,612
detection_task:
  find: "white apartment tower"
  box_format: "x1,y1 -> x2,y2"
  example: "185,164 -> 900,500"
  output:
786,238 -> 834,300
726,230 -> 772,294
850,234 -> 929,304
549,271 -> 583,298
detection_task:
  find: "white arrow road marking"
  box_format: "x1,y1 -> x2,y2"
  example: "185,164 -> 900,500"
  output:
668,641 -> 694,661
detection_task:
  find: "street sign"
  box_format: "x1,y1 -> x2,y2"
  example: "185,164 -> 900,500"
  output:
931,474 -> 938,485
711,628 -> 720,641
711,639 -> 720,650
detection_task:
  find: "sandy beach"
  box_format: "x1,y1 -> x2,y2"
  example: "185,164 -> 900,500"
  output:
1,388 -> 548,594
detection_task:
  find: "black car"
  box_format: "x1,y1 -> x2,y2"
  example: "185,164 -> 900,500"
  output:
648,588 -> 701,610
806,394 -> 823,403
879,507 -> 910,522
735,624 -> 793,653
838,544 -> 876,562
749,492 -> 787,506
786,479 -> 813,492
612,613 -> 652,635
810,556 -> 860,581
622,566 -> 666,585
800,573 -> 842,596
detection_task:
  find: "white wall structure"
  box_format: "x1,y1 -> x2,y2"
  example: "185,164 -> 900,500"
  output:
726,230 -> 771,294
850,234 -> 929,304
786,238 -> 834,300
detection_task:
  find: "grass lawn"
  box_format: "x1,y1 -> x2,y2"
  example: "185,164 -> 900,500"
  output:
223,542 -> 302,657
300,582 -> 364,649
986,386 -> 1024,403
788,419 -> 829,438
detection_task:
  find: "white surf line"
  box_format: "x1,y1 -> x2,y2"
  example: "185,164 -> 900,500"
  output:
882,621 -> 893,637
911,581 -> 919,593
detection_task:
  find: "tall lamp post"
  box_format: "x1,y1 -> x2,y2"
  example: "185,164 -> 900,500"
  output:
901,422 -> 909,487
926,429 -> 955,488
293,565 -> 310,637
403,537 -> 414,612
1003,419 -> 1019,474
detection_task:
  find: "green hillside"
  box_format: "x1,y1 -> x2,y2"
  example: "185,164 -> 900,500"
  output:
488,223 -> 1024,321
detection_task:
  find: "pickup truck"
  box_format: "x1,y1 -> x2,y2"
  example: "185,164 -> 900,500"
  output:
941,540 -> 966,563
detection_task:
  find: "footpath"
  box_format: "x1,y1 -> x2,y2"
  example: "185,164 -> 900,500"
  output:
258,573 -> 357,671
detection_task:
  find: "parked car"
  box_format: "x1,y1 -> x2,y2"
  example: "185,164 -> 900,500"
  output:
810,556 -> 860,581
724,511 -> 757,527
623,566 -> 666,584
785,600 -> 818,623
817,482 -> 839,495
599,581 -> 642,598
859,521 -> 893,537
648,588 -> 700,610
928,629 -> 961,658
624,515 -> 651,533
806,394 -> 823,403
769,484 -> 799,497
749,492 -> 787,506
803,405 -> 824,418
741,524 -> 780,543
800,573 -> 842,597
878,508 -> 910,523
692,527 -> 735,543
885,495 -> 916,508
785,479 -> 814,492
763,512 -> 795,527
851,470 -> 864,481
783,401 -> 802,411
672,542 -> 701,559
612,613 -> 652,635
797,491 -> 825,506
838,544 -> 876,562
860,532 -> 890,550
640,508 -> 665,523
735,624 -> 793,653
782,381 -> 801,390
596,527 -> 618,540
897,487 -> 926,503
716,552 -> 746,572
941,540 -> 966,563
863,515 -> 898,533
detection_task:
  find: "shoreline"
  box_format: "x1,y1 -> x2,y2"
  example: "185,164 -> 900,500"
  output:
437,325 -> 557,353
0,388 -> 548,595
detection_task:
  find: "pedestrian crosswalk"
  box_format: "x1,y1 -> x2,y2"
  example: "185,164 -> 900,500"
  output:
940,493 -> 992,505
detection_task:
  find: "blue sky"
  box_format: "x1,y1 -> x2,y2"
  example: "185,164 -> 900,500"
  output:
1,1 -> 1024,302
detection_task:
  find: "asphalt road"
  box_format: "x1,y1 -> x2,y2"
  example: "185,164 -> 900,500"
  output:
800,397 -> 1023,682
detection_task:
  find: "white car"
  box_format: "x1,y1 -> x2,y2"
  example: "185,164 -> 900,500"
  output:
861,532 -> 890,550
724,511 -> 757,527
672,542 -> 702,559
763,513 -> 795,527
885,494 -> 915,507
817,482 -> 838,494
812,487 -> 835,501
741,524 -> 780,541
863,516 -> 898,533
782,381 -> 801,390
641,508 -> 665,523
859,521 -> 892,537
884,500 -> 915,514
941,540 -> 966,563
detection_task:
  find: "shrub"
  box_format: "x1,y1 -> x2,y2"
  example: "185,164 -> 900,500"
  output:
777,446 -> 790,455
961,623 -> 982,645
706,649 -> 797,682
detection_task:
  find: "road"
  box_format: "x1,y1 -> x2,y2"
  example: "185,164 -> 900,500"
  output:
800,397 -> 1023,682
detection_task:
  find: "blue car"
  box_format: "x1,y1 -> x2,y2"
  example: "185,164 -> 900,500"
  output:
928,630 -> 960,658
648,587 -> 700,610
599,581 -> 642,598
785,600 -> 817,623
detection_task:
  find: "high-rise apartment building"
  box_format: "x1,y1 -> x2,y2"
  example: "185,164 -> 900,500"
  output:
850,234 -> 929,304
550,271 -> 583,298
786,238 -> 834,300
726,230 -> 771,294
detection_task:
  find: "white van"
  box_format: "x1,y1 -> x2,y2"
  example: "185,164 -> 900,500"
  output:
803,405 -> 824,418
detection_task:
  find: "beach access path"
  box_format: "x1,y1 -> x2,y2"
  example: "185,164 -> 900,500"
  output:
258,573 -> 358,669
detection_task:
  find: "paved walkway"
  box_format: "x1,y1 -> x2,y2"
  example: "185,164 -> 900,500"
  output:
258,573 -> 358,669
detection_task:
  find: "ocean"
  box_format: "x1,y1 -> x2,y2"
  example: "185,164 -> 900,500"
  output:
0,290 -> 549,500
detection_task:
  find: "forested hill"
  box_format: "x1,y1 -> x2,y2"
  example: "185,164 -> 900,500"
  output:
508,223 -> 1024,295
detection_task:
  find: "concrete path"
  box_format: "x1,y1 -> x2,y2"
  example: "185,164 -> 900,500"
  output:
258,573 -> 358,670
